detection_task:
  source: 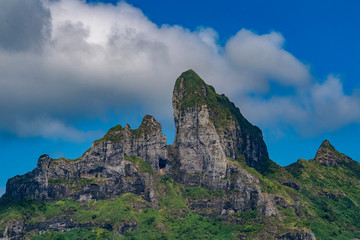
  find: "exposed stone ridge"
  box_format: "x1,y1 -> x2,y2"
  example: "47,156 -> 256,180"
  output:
5,114 -> 167,203
173,69 -> 270,172
314,139 -> 349,166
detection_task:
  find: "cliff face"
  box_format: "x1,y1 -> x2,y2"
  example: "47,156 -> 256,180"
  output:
172,70 -> 270,173
167,70 -> 278,217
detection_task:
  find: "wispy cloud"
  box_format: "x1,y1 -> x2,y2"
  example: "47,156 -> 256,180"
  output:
14,117 -> 104,142
0,0 -> 359,141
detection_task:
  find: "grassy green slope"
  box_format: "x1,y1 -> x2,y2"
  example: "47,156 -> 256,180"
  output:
261,140 -> 360,240
0,177 -> 254,239
284,159 -> 360,239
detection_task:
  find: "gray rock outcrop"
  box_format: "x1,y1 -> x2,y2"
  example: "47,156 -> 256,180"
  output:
278,229 -> 316,240
6,115 -> 166,203
172,70 -> 270,173
169,70 -> 278,216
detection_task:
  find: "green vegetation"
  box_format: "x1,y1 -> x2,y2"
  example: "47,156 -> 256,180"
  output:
131,115 -> 158,138
95,124 -> 124,142
94,115 -> 159,142
48,178 -> 69,184
52,157 -> 82,165
47,178 -> 105,186
0,178 -> 239,239
261,150 -> 360,240
125,155 -> 153,173
0,169 -> 304,240
3,141 -> 360,239
183,186 -> 223,200
32,228 -> 120,240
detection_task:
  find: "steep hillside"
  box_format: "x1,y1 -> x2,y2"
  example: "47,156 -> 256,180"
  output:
1,70 -> 359,240
282,140 -> 360,239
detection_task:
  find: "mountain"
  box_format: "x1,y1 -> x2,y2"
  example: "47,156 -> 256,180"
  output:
0,70 -> 359,240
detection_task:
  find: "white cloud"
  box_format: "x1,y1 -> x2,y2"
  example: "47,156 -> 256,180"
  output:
14,117 -> 103,142
240,75 -> 360,136
224,29 -> 310,93
311,75 -> 360,131
0,0 -> 359,141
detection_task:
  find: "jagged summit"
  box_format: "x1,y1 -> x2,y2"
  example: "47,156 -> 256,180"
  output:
318,139 -> 335,151
97,114 -> 163,143
314,139 -> 347,166
134,114 -> 163,135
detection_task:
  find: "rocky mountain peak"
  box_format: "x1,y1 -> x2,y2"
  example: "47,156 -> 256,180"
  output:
36,154 -> 52,169
133,114 -> 162,136
173,69 -> 209,110
314,139 -> 345,166
173,70 -> 270,173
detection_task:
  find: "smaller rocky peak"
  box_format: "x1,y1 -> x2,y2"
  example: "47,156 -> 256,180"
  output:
140,115 -> 162,130
93,115 -> 165,144
314,140 -> 345,166
96,124 -> 124,142
319,139 -> 335,151
36,154 -> 52,169
131,115 -> 163,138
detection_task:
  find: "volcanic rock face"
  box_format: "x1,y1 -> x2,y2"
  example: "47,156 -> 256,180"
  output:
169,70 -> 277,216
172,101 -> 228,189
172,70 -> 269,172
171,70 -> 270,180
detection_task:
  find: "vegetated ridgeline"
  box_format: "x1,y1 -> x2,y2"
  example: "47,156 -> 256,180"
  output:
1,70 -> 360,240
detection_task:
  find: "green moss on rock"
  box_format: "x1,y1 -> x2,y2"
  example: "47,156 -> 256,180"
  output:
125,155 -> 154,174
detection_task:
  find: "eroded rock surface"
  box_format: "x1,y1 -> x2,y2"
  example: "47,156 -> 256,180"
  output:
172,70 -> 270,172
168,70 -> 277,215
278,229 -> 316,240
6,115 -> 166,204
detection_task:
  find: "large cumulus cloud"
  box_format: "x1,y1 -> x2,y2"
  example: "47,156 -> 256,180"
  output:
0,0 -> 359,141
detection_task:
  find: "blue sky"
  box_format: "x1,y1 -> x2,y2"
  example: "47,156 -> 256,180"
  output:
1,0 -> 360,196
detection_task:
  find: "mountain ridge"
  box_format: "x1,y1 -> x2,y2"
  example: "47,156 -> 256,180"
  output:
1,70 -> 360,240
